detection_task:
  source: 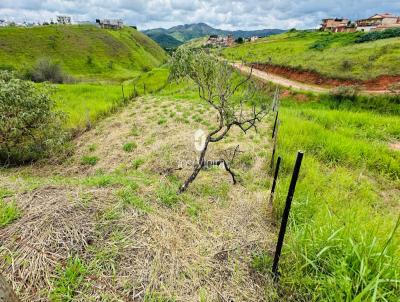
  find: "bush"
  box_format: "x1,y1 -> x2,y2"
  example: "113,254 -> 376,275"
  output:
356,28 -> 400,43
28,58 -> 67,83
329,85 -> 360,102
340,59 -> 353,71
0,71 -> 69,165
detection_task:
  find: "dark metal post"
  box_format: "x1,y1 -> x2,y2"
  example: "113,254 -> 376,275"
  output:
269,156 -> 282,204
270,121 -> 279,172
272,111 -> 279,139
121,84 -> 125,100
143,83 -> 146,94
272,151 -> 304,280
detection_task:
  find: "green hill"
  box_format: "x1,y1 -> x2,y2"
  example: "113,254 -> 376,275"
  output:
0,25 -> 168,81
222,30 -> 400,81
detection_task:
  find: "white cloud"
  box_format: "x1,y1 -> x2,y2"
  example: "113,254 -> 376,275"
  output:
0,0 -> 399,30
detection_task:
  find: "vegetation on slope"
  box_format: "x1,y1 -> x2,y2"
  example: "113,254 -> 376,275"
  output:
270,96 -> 400,300
222,30 -> 400,80
0,25 -> 167,81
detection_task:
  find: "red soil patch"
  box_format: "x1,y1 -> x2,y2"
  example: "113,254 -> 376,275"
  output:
252,63 -> 400,91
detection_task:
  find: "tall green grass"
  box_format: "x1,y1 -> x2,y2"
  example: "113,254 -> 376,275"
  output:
54,83 -> 135,130
272,98 -> 400,301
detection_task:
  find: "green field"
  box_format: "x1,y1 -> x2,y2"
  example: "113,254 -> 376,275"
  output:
0,25 -> 167,81
221,31 -> 400,80
54,83 -> 137,129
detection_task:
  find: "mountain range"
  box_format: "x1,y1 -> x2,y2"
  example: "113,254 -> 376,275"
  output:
142,23 -> 285,48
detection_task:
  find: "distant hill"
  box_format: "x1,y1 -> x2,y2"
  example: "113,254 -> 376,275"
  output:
143,23 -> 285,48
0,25 -> 168,81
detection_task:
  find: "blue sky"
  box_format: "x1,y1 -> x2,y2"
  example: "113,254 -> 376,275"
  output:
0,0 -> 399,30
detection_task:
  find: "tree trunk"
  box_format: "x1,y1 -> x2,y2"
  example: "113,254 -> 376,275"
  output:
0,274 -> 20,302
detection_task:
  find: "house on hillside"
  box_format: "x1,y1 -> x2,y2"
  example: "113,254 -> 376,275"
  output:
204,34 -> 234,47
96,19 -> 123,29
356,13 -> 400,32
57,16 -> 71,25
320,18 -> 353,32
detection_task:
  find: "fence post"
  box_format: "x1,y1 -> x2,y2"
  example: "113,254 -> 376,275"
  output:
272,151 -> 304,280
121,84 -> 125,100
272,111 -> 279,139
269,156 -> 282,205
270,121 -> 279,172
143,83 -> 146,94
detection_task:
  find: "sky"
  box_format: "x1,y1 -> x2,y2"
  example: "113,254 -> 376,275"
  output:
1,0 -> 400,30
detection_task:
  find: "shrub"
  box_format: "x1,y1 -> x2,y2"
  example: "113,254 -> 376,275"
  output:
28,58 -> 67,83
0,71 -> 69,165
329,85 -> 360,102
356,28 -> 400,43
340,59 -> 353,71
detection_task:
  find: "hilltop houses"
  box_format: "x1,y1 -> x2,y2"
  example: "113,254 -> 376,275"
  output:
321,13 -> 400,32
204,34 -> 234,47
96,19 -> 123,30
356,13 -> 400,32
321,18 -> 352,32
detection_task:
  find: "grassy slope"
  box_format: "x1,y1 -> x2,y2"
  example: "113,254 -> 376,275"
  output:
0,25 -> 169,131
0,25 -> 167,81
221,31 -> 400,80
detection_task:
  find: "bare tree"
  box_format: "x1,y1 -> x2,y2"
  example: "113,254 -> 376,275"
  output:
169,48 -> 271,193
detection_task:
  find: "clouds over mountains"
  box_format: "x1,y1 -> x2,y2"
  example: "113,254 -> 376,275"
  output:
1,0 -> 399,30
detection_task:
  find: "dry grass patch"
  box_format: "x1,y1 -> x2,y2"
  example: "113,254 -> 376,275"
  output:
0,96 -> 276,301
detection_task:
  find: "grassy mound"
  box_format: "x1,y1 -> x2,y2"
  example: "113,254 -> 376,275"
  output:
222,31 -> 400,80
0,25 -> 167,81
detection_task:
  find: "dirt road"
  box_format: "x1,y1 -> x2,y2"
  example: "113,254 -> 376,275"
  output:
232,63 -> 390,95
233,62 -> 329,93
